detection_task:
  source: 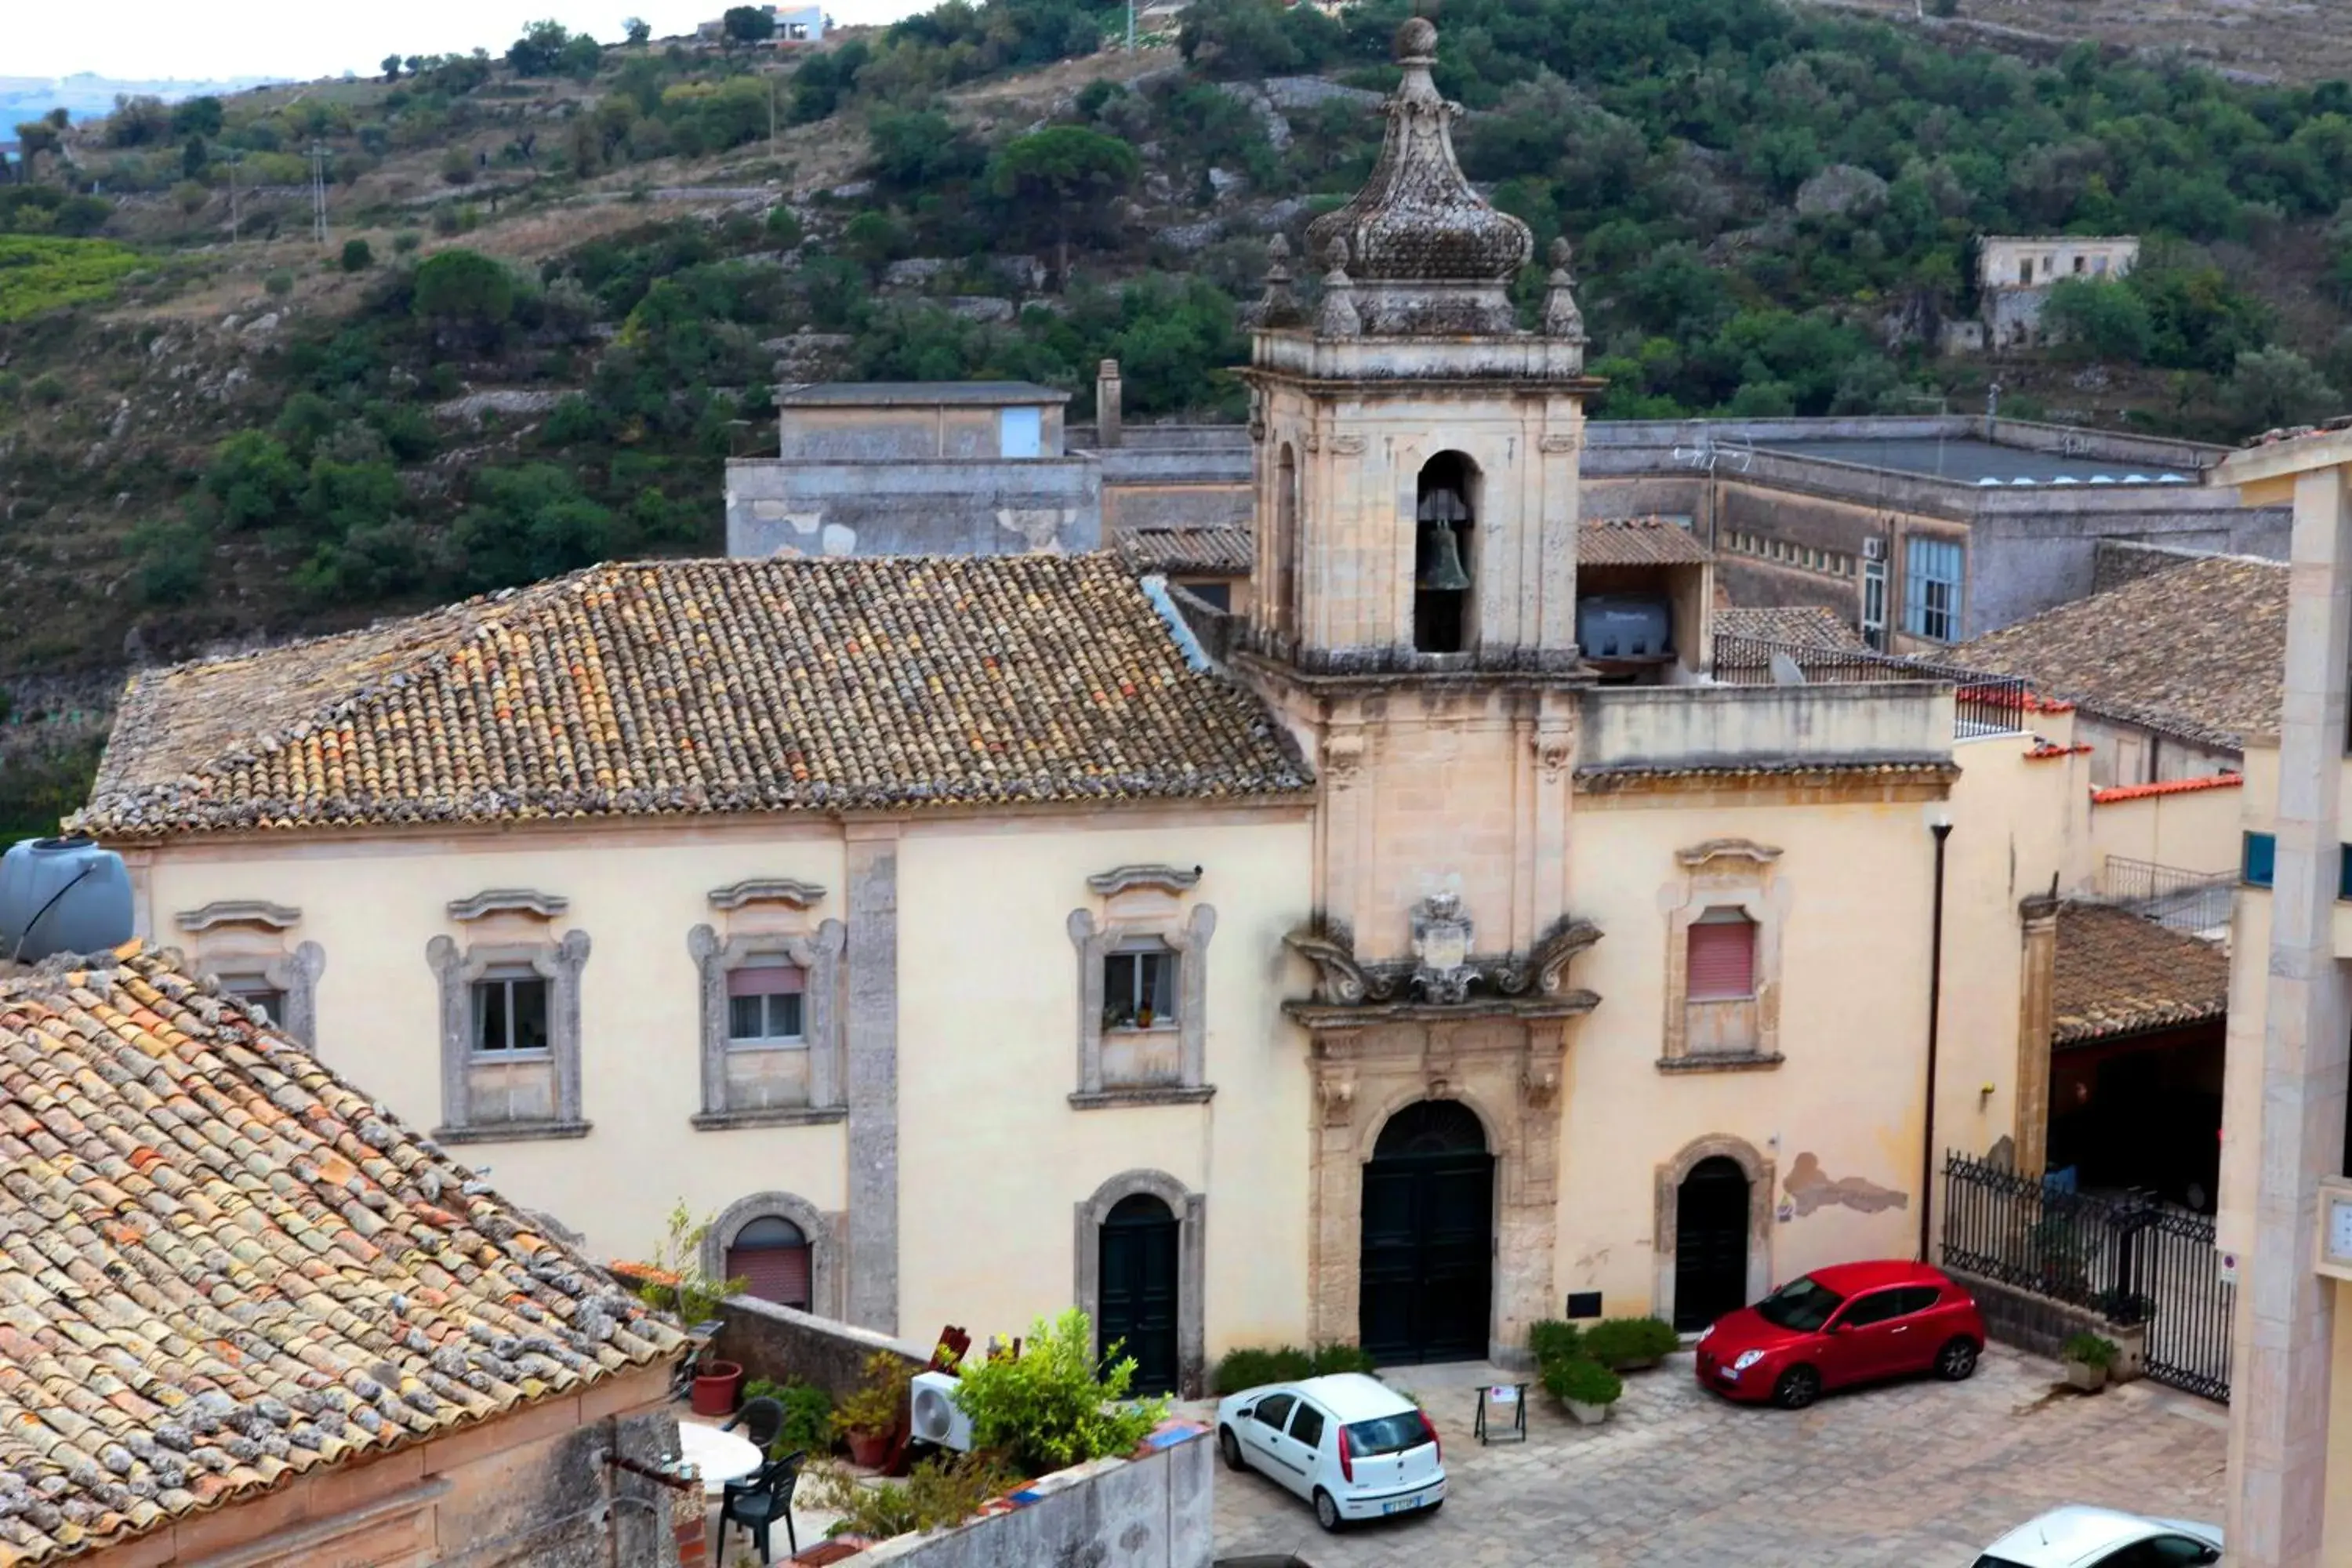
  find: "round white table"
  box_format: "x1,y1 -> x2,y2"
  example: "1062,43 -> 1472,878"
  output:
679,1422 -> 764,1497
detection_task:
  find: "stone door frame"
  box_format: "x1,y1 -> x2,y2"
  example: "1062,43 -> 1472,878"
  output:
1652,1133 -> 1776,1329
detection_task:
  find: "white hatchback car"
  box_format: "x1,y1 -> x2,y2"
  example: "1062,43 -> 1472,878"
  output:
1973,1505 -> 2223,1567
1214,1372 -> 1445,1532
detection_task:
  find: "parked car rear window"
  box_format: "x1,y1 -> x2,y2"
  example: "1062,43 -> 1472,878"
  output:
1343,1412 -> 1428,1456
1755,1275 -> 1844,1332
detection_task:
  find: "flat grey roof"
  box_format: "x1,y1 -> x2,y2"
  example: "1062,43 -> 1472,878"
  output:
778,380 -> 1072,408
1758,437 -> 2191,486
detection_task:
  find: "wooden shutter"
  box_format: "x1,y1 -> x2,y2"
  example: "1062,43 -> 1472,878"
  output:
728,964 -> 804,998
728,1243 -> 812,1310
1686,917 -> 1755,1001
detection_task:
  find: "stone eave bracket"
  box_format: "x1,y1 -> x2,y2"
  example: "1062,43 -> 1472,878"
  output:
1282,912 -> 1602,1011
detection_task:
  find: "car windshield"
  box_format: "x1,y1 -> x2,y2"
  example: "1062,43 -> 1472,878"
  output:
1755,1276 -> 1845,1332
1343,1413 -> 1428,1457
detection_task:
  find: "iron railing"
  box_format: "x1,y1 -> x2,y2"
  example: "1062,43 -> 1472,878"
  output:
2100,855 -> 2236,934
1712,635 -> 2032,739
1941,1152 -> 2231,1402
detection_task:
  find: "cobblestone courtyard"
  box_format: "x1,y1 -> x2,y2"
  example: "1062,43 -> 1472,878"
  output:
1205,1348 -> 2228,1567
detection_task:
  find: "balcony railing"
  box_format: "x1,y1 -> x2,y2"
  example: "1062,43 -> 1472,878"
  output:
2100,855 -> 2235,934
1712,634 -> 2031,739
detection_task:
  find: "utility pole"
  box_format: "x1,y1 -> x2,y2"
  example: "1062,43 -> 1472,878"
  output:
309,140 -> 328,245
769,74 -> 778,156
228,150 -> 241,248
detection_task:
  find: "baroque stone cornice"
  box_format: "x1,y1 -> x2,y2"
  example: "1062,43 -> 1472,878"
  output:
1675,838 -> 1784,869
707,877 -> 828,911
175,899 -> 303,931
447,888 -> 568,921
1283,909 -> 1603,1014
1085,863 -> 1203,898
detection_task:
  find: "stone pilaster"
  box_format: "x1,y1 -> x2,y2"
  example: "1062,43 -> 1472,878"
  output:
2013,895 -> 2060,1176
844,824 -> 902,1335
2230,463 -> 2352,1567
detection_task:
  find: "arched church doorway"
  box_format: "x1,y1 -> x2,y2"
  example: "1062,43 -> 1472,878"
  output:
1359,1100 -> 1494,1362
1673,1156 -> 1751,1331
1098,1193 -> 1181,1395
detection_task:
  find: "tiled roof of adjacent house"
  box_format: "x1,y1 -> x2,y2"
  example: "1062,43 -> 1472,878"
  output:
1950,554 -> 2285,750
0,945 -> 685,1565
1711,606 -> 1870,652
1577,517 -> 1713,566
75,556 -> 1311,839
2052,903 -> 2230,1044
1115,524 -> 1254,576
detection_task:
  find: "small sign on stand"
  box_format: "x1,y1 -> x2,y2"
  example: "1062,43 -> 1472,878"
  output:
1474,1382 -> 1527,1445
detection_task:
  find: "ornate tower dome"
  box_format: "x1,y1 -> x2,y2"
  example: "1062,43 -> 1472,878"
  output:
1302,18 -> 1537,336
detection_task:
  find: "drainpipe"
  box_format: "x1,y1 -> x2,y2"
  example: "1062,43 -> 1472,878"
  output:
1919,817 -> 1955,1262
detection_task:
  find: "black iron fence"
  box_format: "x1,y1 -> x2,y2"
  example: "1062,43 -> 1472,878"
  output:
1942,1152 -> 2231,1401
2101,855 -> 2235,934
1711,636 -> 2032,739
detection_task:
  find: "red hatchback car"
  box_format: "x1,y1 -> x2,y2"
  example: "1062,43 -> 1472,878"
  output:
1693,1260 -> 1986,1410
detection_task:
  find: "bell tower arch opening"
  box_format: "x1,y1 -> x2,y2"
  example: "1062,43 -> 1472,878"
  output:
1414,452 -> 1477,655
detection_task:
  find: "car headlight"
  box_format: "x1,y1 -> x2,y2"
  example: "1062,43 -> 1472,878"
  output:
1732,1350 -> 1766,1371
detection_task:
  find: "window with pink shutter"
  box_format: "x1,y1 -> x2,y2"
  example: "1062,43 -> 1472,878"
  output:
1686,911 -> 1756,1001
725,1216 -> 811,1310
728,960 -> 806,1045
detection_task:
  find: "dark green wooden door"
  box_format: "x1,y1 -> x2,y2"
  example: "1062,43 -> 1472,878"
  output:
1099,1194 -> 1180,1395
1674,1156 -> 1751,1331
1359,1102 -> 1494,1363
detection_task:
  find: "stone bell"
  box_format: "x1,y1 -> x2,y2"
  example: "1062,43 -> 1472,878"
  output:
1416,488 -> 1472,593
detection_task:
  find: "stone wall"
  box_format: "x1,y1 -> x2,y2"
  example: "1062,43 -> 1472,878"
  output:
847,1428 -> 1214,1568
1948,1269 -> 2145,1381
710,1294 -> 931,1404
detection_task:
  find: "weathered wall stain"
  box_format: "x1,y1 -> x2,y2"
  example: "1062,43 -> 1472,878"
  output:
1783,1152 -> 1907,1217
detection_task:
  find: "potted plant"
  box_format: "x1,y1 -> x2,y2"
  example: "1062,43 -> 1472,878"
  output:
2061,1332 -> 2118,1393
833,1351 -> 909,1468
1543,1356 -> 1623,1425
1580,1316 -> 1680,1373
632,1202 -> 747,1417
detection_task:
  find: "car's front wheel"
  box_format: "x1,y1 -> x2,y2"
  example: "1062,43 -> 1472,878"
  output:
1314,1489 -> 1343,1532
1772,1364 -> 1821,1410
1219,1427 -> 1247,1472
1934,1338 -> 1980,1381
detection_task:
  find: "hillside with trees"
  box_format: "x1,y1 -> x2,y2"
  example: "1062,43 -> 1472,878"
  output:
4,0 -> 2352,833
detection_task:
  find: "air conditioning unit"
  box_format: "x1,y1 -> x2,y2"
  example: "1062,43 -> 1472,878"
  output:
1863,535 -> 1886,561
909,1370 -> 974,1451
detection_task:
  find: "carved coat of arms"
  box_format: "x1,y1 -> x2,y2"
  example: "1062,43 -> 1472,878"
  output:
1410,893 -> 1477,1004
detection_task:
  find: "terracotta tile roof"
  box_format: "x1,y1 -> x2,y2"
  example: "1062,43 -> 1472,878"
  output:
1115,524 -> 1254,576
2089,773 -> 2244,805
1711,607 -> 1868,652
1575,758 -> 1958,790
0,944 -> 685,1565
2239,412 -> 2352,448
1950,554 -> 2285,750
2053,902 -> 2230,1044
1578,517 -> 1712,566
76,556 -> 1310,839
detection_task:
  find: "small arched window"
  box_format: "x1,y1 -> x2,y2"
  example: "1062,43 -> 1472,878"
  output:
727,1214 -> 812,1310
1414,452 -> 1475,654
1274,443 -> 1300,637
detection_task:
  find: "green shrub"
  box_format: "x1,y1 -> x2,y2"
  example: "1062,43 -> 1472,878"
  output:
950,1309 -> 1168,1475
1542,1356 -> 1623,1407
1308,1343 -> 1377,1377
805,1452 -> 1017,1540
1212,1346 -> 1310,1395
2061,1333 -> 2119,1370
742,1377 -> 834,1456
0,236 -> 145,323
829,1351 -> 909,1439
1527,1319 -> 1581,1370
263,269 -> 293,298
392,229 -> 423,254
1580,1317 -> 1679,1369
27,372 -> 67,405
340,237 -> 373,272
431,204 -> 462,236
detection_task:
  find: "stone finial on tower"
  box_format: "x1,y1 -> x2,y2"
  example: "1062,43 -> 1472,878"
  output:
1542,237 -> 1586,344
1255,233 -> 1305,329
1316,238 -> 1360,339
1095,358 -> 1123,448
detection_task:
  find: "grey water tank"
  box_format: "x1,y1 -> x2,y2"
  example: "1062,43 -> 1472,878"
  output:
1577,594 -> 1674,659
0,836 -> 134,963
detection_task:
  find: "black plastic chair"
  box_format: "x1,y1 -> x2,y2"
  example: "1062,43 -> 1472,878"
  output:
717,1449 -> 804,1564
724,1396 -> 786,1455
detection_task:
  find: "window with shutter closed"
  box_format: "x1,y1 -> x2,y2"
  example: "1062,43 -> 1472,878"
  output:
727,1215 -> 811,1310
1686,913 -> 1756,1001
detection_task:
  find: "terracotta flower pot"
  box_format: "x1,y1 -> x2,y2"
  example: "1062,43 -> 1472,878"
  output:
848,1428 -> 891,1468
690,1359 -> 744,1417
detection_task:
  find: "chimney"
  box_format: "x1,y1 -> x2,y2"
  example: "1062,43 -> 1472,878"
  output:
1095,358 -> 1123,448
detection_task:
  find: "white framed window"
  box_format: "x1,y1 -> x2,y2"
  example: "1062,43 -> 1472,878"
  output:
1105,942 -> 1179,1030
472,966 -> 551,1055
1861,555 -> 1888,648
1902,536 -> 1963,642
728,957 -> 808,1047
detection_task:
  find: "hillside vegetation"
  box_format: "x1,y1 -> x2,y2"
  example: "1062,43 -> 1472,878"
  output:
4,0 -> 2352,833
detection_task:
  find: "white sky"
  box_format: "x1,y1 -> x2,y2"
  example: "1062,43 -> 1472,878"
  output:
9,0 -> 931,84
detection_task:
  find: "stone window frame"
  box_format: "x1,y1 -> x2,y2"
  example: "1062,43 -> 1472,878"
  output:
702,1190 -> 844,1322
427,891 -> 590,1145
1073,1169 -> 1206,1397
1659,840 -> 1789,1073
1651,1134 -> 1776,1330
688,913 -> 848,1132
1065,865 -> 1216,1109
175,900 -> 326,1051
